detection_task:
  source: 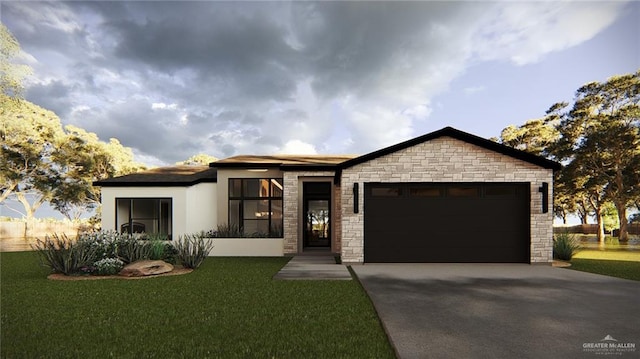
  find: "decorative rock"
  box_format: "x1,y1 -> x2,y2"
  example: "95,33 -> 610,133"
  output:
119,260 -> 174,277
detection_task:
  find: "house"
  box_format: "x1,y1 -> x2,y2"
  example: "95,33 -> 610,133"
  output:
95,127 -> 561,264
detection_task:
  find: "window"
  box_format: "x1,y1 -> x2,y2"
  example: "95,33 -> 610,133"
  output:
116,198 -> 172,239
484,186 -> 516,197
410,187 -> 443,197
229,178 -> 283,237
371,187 -> 403,197
447,187 -> 478,197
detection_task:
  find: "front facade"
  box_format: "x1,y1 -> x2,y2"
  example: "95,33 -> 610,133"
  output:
96,127 -> 560,264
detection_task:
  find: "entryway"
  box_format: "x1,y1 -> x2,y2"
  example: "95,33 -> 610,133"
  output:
303,182 -> 331,250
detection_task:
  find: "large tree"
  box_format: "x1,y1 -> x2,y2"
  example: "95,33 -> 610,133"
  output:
0,96 -> 66,228
497,71 -> 640,242
51,126 -> 145,220
1,23 -> 31,98
1,24 -> 145,226
554,71 -> 640,241
497,118 -> 560,157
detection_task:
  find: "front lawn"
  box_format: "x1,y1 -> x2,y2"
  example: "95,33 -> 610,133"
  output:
569,249 -> 640,281
1,252 -> 394,358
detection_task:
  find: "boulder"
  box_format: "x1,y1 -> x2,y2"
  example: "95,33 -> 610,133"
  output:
119,260 -> 174,277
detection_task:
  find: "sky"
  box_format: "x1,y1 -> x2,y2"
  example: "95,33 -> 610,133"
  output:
1,1 -> 639,220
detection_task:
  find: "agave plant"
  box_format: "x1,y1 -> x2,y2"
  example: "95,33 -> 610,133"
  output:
174,233 -> 214,269
32,234 -> 98,275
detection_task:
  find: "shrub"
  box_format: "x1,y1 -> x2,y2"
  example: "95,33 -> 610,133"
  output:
148,240 -> 168,260
93,258 -> 124,276
174,233 -> 214,269
206,223 -> 243,238
33,234 -> 98,275
116,237 -> 153,264
161,243 -> 179,265
141,232 -> 169,241
205,223 -> 282,238
78,231 -> 122,260
553,232 -> 580,261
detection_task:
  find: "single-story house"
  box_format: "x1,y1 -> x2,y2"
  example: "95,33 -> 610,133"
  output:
95,127 -> 561,264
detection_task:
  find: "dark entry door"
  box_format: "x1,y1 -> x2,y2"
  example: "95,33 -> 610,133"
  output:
303,182 -> 331,248
364,182 -> 530,263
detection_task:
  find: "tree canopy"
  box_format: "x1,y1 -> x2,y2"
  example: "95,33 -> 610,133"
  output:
1,95 -> 145,222
1,24 -> 145,225
1,23 -> 31,98
497,70 -> 640,242
176,153 -> 219,166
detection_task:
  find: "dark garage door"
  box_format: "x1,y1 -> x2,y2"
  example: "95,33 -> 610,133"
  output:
364,183 -> 530,263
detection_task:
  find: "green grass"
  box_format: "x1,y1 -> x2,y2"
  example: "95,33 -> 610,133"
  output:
572,249 -> 640,262
1,252 -> 394,358
569,250 -> 640,281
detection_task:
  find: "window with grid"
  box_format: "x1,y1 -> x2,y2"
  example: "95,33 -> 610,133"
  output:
228,178 -> 283,237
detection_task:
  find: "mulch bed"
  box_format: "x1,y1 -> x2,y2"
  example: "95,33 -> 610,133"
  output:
47,267 -> 193,281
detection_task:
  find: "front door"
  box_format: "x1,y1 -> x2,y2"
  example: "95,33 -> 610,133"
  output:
303,182 -> 331,248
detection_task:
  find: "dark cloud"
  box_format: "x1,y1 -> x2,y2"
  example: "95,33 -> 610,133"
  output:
292,2 -> 478,98
25,80 -> 75,118
103,2 -> 300,103
2,1 -> 629,165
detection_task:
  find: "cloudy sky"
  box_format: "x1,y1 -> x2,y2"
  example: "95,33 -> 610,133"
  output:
2,1 -> 639,167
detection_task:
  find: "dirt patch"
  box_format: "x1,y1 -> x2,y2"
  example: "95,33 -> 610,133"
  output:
47,267 -> 193,281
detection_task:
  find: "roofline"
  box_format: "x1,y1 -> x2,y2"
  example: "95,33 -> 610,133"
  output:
211,162 -> 341,172
338,126 -> 562,171
93,178 -> 217,187
280,164 -> 339,171
209,162 -> 283,169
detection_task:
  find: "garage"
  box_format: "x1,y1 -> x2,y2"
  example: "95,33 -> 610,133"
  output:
364,182 -> 530,263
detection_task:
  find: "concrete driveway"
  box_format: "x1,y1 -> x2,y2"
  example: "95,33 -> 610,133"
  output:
352,264 -> 640,359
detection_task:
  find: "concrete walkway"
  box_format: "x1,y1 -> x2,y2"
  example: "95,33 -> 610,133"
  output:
273,255 -> 352,280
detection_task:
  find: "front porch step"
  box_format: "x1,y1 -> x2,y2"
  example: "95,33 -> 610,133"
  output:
273,255 -> 352,280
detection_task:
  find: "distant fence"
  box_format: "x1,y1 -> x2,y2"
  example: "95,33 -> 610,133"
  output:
554,224 -> 640,236
0,221 -> 84,239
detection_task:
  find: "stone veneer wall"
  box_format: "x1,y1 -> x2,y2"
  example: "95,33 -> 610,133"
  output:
283,171 -> 335,254
340,136 -> 554,264
333,185 -> 342,253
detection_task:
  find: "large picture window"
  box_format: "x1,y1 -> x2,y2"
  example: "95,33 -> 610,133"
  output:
116,198 -> 172,239
229,178 -> 283,237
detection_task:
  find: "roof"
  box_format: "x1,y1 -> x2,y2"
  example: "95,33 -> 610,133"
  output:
95,127 -> 560,187
93,165 -> 218,187
211,155 -> 357,170
338,126 -> 562,171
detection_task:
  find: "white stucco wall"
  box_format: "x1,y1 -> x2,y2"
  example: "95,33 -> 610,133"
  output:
185,182 -> 217,236
340,136 -> 554,264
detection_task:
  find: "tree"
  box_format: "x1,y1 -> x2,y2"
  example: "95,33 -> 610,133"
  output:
554,71 -> 640,241
0,96 -> 66,233
498,118 -> 560,157
51,126 -> 145,220
1,24 -> 145,225
1,23 -> 31,98
176,153 -> 218,166
497,71 -> 640,242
